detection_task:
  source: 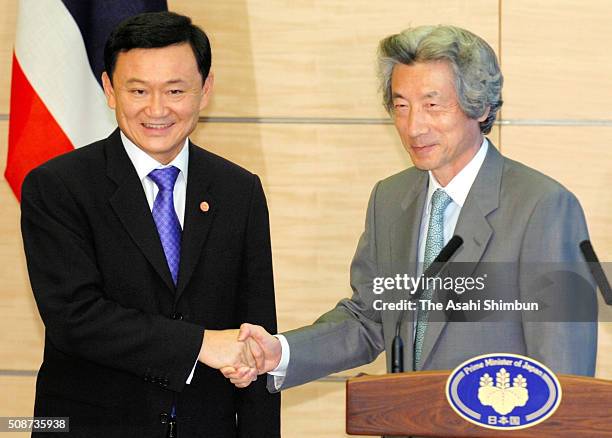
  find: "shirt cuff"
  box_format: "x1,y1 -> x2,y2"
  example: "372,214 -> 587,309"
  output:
185,359 -> 197,384
269,334 -> 290,375
268,334 -> 289,390
272,374 -> 285,390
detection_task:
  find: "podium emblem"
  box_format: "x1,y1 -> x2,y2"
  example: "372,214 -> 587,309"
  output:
445,353 -> 562,430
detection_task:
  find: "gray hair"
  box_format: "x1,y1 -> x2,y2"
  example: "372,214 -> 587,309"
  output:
377,25 -> 503,134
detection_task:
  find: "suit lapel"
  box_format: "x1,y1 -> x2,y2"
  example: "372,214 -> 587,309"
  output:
175,143 -> 216,301
418,141 -> 503,369
389,170 -> 428,369
451,144 -> 502,268
106,129 -> 176,292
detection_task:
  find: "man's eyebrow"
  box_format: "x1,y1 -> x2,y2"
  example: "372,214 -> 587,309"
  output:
125,78 -> 146,85
391,90 -> 440,100
124,78 -> 188,85
165,79 -> 188,85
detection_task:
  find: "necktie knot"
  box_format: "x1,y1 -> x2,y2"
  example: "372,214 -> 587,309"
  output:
431,189 -> 452,215
148,166 -> 180,192
424,189 -> 452,269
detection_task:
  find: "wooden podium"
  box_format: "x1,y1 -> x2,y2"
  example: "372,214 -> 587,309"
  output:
346,371 -> 612,437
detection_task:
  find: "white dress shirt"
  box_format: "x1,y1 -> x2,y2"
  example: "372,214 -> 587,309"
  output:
120,132 -> 197,384
120,131 -> 188,227
411,137 -> 489,335
270,138 -> 489,388
417,138 -> 488,270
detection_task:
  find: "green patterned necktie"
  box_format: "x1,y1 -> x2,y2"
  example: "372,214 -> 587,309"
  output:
413,188 -> 452,369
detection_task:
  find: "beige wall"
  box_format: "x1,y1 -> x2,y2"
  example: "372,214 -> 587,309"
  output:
0,1 -> 610,437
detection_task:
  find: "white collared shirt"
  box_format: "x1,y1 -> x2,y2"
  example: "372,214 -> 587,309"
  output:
120,131 -> 189,228
417,137 -> 489,271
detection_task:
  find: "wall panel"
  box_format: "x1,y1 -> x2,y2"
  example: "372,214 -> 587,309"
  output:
0,375 -> 36,438
169,0 -> 499,118
0,121 -> 43,371
282,381 -> 352,437
501,0 -> 612,119
0,0 -> 17,114
0,375 -> 36,414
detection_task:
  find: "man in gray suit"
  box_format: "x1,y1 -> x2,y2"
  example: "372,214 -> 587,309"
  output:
224,25 -> 598,392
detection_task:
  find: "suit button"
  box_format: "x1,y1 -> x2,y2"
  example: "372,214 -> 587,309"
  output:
144,375 -> 150,382
160,413 -> 169,424
171,313 -> 183,320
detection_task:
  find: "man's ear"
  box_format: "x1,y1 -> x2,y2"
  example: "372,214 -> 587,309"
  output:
199,70 -> 214,111
477,105 -> 491,122
101,71 -> 116,109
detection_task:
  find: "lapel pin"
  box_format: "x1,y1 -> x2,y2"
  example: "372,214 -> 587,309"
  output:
200,201 -> 210,212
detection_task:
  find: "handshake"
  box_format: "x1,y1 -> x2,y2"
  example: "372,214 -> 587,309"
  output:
198,323 -> 280,388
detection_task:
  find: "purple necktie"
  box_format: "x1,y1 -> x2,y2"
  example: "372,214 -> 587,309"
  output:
148,166 -> 182,286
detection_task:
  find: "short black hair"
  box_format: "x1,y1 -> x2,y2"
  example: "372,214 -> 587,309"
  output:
104,11 -> 211,84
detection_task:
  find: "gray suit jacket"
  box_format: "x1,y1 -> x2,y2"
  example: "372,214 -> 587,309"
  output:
269,142 -> 597,393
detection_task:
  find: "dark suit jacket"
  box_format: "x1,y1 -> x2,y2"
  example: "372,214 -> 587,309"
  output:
21,129 -> 280,437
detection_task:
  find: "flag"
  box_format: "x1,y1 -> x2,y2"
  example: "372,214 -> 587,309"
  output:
5,0 -> 167,201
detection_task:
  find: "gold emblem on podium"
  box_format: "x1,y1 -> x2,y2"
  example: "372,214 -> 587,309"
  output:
478,368 -> 529,415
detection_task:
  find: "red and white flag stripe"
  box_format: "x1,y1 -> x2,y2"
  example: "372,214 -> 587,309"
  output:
6,0 -> 116,200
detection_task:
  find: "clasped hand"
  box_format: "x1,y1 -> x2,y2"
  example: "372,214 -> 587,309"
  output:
199,323 -> 280,388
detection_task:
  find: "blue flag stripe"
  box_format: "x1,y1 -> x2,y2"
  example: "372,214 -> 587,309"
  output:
60,0 -> 168,87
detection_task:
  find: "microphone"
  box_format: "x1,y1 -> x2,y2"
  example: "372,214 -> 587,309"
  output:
580,240 -> 612,305
391,235 -> 463,373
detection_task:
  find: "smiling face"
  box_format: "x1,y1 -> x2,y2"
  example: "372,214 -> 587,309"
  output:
391,60 -> 488,186
102,43 -> 213,164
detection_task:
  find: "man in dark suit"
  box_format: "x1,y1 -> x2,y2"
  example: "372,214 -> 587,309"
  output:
21,11 -> 279,437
